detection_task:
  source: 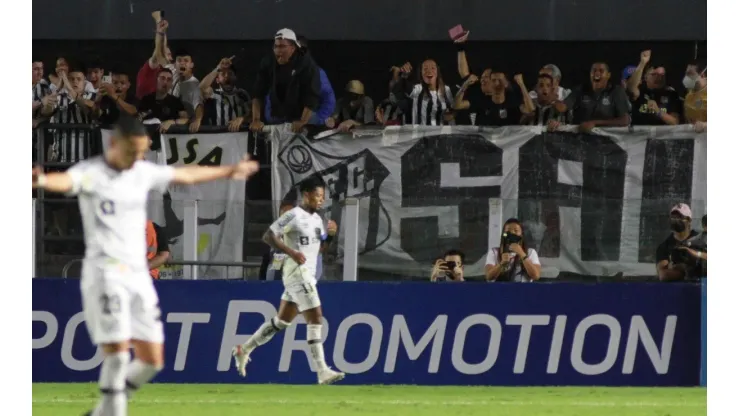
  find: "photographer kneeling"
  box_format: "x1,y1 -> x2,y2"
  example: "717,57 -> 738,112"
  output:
657,204 -> 706,281
430,249 -> 465,282
485,218 -> 541,282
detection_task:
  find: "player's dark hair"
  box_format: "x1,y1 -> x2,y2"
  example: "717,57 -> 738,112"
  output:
299,175 -> 326,194
115,115 -> 149,138
443,249 -> 465,264
158,68 -> 174,76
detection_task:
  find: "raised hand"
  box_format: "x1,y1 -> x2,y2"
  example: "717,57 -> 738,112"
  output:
640,50 -> 651,64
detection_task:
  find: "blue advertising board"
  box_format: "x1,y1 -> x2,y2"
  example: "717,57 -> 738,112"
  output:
32,279 -> 702,386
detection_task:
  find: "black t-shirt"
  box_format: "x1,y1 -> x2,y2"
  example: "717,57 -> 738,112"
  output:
138,93 -> 186,121
656,230 -> 701,279
98,94 -> 139,125
455,81 -> 485,125
152,223 -> 170,254
565,84 -> 630,124
469,90 -> 522,127
630,85 -> 682,126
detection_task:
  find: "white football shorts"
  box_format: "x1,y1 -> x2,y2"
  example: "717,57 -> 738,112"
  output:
81,262 -> 164,345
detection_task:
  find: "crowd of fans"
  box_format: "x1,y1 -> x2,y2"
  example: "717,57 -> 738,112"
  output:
32,19 -> 708,166
32,17 -> 708,281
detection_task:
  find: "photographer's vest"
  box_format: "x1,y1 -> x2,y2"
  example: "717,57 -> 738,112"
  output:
146,220 -> 159,279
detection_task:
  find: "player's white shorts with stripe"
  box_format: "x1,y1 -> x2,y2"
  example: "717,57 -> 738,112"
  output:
80,262 -> 164,345
280,265 -> 321,312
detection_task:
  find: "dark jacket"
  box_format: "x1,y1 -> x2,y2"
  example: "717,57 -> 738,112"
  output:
254,50 -> 321,122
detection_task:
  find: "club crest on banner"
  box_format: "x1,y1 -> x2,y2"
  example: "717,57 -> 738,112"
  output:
277,134 -> 392,255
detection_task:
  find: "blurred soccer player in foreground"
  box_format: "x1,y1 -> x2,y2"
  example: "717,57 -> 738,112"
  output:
232,176 -> 345,384
32,115 -> 259,416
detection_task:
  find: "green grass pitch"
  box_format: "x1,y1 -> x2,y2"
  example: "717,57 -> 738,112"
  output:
32,383 -> 706,416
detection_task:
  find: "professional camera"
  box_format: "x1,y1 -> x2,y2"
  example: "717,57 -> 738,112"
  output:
670,244 -> 693,265
670,236 -> 706,266
669,235 -> 707,280
502,232 -> 522,247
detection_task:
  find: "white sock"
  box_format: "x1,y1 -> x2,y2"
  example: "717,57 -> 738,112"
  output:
243,317 -> 289,351
125,359 -> 162,397
307,324 -> 329,372
95,351 -> 129,416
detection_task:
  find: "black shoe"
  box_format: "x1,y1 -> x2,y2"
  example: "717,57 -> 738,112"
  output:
82,411 -> 92,416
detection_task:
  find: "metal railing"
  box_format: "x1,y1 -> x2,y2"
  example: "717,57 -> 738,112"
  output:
60,258 -> 264,280
32,122 -> 363,280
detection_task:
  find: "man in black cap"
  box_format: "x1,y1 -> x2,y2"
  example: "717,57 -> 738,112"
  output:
250,28 -> 321,134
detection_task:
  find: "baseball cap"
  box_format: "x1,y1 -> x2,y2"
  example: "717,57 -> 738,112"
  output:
670,203 -> 692,218
622,65 -> 637,81
275,28 -> 299,47
346,80 -> 365,95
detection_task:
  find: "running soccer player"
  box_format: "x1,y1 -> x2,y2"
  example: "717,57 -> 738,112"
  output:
232,176 -> 345,384
31,115 -> 259,416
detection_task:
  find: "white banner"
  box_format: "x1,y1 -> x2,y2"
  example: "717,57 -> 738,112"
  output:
101,130 -> 248,279
270,125 -> 707,278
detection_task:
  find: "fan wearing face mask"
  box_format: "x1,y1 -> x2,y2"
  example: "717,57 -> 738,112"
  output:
656,203 -> 702,282
683,61 -> 707,131
484,218 -> 541,282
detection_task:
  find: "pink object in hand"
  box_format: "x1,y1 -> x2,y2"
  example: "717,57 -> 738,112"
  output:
448,25 -> 465,40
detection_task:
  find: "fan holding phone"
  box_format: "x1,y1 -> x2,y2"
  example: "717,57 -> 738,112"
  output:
484,218 -> 542,282
430,249 -> 466,282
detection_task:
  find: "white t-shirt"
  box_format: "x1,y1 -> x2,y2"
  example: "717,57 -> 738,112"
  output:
269,206 -> 325,284
67,156 -> 175,273
173,75 -> 202,117
485,247 -> 541,282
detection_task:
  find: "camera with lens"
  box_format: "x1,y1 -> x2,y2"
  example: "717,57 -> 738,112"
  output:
670,244 -> 692,265
502,232 -> 522,247
434,260 -> 458,281
670,236 -> 707,280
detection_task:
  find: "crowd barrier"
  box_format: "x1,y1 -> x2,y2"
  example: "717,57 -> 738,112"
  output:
33,279 -> 702,386
34,124 -> 707,280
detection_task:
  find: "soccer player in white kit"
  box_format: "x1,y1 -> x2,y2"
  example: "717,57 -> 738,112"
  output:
31,116 -> 259,416
232,176 -> 345,384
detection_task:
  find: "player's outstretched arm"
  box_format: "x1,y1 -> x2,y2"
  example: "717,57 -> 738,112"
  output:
171,154 -> 259,185
32,167 -> 73,194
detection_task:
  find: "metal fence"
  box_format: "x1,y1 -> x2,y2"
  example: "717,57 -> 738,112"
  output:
32,122 -> 273,279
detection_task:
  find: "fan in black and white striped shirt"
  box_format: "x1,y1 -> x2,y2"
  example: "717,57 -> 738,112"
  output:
201,64 -> 251,131
41,67 -> 97,163
523,74 -> 568,127
33,59 -> 51,121
394,60 -> 455,126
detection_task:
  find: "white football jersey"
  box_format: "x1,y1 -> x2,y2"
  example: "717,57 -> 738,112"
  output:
67,156 -> 175,272
269,206 -> 325,284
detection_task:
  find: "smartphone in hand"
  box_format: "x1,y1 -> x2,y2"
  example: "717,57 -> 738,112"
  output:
448,24 -> 465,40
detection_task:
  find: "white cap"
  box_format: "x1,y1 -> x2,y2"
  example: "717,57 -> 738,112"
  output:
275,28 -> 299,47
